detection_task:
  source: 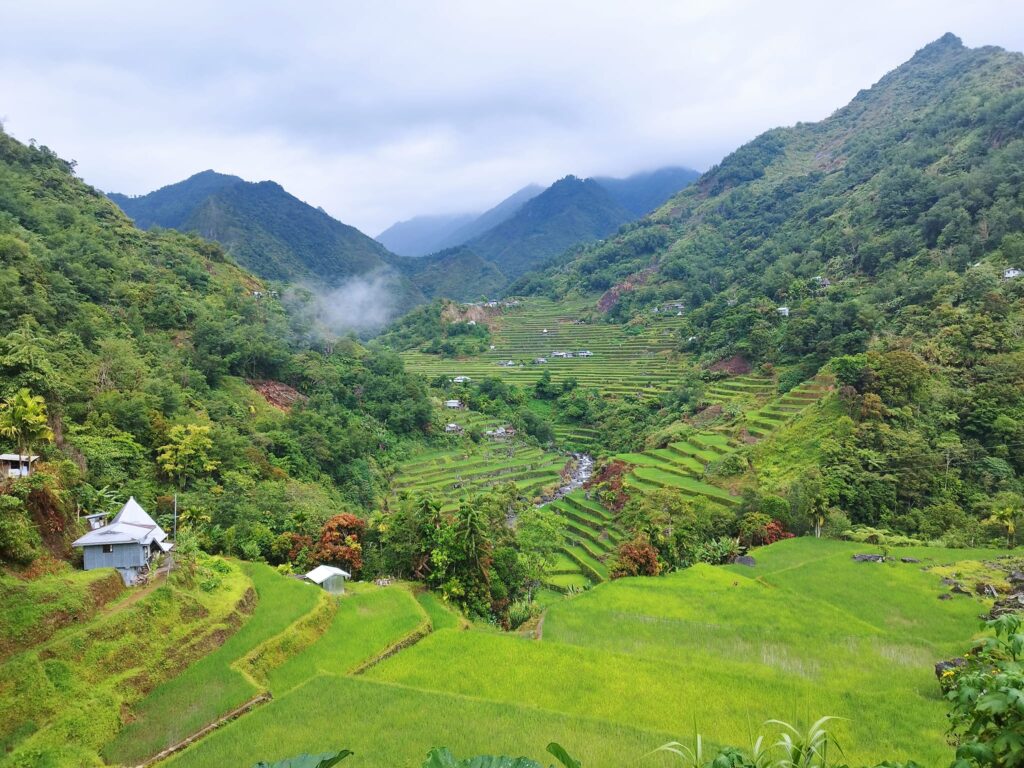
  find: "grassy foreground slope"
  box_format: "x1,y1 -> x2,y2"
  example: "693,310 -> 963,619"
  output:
103,562 -> 321,765
166,539 -> 998,767
0,559 -> 251,768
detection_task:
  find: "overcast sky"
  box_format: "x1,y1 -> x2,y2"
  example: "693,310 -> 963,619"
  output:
3,1 -> 1024,234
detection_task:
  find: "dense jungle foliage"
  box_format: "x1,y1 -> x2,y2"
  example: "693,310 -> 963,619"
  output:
0,126 -> 437,565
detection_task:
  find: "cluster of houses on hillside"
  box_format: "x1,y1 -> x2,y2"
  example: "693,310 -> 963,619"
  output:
444,422 -> 516,441
530,350 -> 593,364
652,302 -> 686,316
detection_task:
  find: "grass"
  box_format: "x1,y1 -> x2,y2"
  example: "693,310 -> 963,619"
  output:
0,566 -> 123,661
415,590 -> 465,630
267,584 -> 426,692
0,559 -> 251,768
359,538 -> 1001,766
113,539 -> 1011,767
102,562 -> 321,766
163,676 -> 678,768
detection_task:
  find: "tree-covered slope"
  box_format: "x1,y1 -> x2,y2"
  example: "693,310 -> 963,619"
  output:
592,166 -> 700,216
467,175 -> 633,279
513,34 -> 1024,540
396,246 -> 507,301
0,127 -> 434,566
109,171 -> 420,304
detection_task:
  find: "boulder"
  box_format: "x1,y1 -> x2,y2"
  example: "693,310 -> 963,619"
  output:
901,557 -> 921,563
935,658 -> 966,679
938,593 -> 953,600
976,582 -> 999,598
853,553 -> 885,563
733,555 -> 756,567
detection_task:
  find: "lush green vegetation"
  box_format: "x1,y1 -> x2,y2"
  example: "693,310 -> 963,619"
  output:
0,552 -> 250,767
511,35 -> 1024,542
158,538 -> 1006,767
0,124 -> 444,569
108,170 -> 412,292
102,561 -> 321,765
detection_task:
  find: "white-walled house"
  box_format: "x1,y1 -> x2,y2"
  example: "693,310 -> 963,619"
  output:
303,565 -> 350,595
0,453 -> 38,478
1005,267 -> 1022,280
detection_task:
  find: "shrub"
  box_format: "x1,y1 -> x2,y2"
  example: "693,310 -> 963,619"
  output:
610,536 -> 661,578
0,494 -> 41,564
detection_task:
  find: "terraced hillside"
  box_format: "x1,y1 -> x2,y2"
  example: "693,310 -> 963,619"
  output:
618,431 -> 741,505
401,298 -> 693,402
390,440 -> 569,511
739,375 -> 833,439
544,492 -> 626,590
162,538 -> 1008,768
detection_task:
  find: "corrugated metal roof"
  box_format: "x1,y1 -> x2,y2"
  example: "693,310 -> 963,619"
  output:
304,565 -> 351,584
72,497 -> 168,548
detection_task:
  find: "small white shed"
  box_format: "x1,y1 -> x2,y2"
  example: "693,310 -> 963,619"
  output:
304,565 -> 351,595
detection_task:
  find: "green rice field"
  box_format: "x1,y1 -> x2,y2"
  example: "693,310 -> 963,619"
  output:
160,538 -> 1002,768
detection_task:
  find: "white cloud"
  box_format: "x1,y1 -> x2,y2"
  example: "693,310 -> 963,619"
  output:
2,0 -> 1023,233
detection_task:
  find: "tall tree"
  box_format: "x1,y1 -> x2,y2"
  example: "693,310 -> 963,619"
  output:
0,388 -> 53,476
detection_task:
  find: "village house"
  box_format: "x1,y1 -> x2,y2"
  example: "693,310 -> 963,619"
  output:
444,423 -> 464,434
551,351 -> 568,358
444,399 -> 463,409
452,376 -> 472,384
497,360 -> 516,367
72,497 -> 172,586
0,453 -> 37,478
777,306 -> 790,317
533,357 -> 548,364
577,350 -> 593,357
303,564 -> 350,595
1005,267 -> 1022,280
485,426 -> 516,440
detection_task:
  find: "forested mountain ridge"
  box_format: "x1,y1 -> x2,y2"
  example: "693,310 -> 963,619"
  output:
109,171 -> 422,309
466,175 -> 634,279
592,166 -> 701,216
507,33 -> 1024,540
0,126 -> 434,565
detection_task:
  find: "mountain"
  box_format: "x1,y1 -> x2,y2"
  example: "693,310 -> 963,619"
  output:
375,212 -> 478,257
465,175 -> 634,279
592,166 -> 701,216
109,172 -> 416,300
511,33 -> 1024,533
395,246 -> 507,301
375,184 -> 544,257
439,184 -> 545,248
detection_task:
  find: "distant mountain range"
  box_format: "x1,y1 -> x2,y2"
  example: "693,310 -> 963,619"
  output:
108,171 -> 396,287
108,164 -> 698,306
376,168 -> 697,260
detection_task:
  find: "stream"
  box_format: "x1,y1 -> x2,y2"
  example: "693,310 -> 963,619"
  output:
539,452 -> 594,506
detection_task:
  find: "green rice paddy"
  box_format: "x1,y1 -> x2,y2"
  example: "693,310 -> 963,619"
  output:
159,538 -> 1002,768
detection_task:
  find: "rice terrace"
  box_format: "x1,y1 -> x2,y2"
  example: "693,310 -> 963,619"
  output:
2,5 -> 1024,768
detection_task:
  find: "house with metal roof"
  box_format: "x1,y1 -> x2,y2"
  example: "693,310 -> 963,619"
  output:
0,453 -> 38,478
72,497 -> 172,585
303,564 -> 350,595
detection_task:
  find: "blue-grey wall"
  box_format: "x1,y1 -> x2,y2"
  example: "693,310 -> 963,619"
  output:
83,543 -> 147,571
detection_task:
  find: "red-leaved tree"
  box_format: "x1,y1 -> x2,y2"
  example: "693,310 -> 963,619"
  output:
314,513 -> 366,575
610,536 -> 661,579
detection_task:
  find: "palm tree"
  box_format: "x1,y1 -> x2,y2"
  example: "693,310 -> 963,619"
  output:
0,388 -> 54,477
988,493 -> 1022,548
455,501 -> 491,580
